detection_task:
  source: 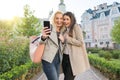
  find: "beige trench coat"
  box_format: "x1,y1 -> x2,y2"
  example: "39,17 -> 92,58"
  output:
65,24 -> 90,75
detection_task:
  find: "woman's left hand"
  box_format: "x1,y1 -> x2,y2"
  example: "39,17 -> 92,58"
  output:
59,34 -> 64,43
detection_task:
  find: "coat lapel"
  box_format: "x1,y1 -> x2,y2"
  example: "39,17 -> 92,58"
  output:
49,27 -> 58,46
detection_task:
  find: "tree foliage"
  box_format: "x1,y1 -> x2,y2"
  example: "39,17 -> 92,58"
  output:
0,20 -> 14,41
111,18 -> 120,44
16,4 -> 42,37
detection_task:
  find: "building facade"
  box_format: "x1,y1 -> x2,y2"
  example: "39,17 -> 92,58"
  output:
81,2 -> 120,48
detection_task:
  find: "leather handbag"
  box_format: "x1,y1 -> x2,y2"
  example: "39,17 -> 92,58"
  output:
29,36 -> 45,63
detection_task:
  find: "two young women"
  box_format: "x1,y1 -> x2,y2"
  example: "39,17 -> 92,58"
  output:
40,11 -> 90,80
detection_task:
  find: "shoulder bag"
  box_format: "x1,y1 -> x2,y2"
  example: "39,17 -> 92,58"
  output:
29,36 -> 45,63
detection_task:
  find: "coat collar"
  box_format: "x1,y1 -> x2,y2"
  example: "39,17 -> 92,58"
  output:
49,26 -> 58,46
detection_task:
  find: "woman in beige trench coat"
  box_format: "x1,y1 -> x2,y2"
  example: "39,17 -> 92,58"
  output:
62,12 -> 90,80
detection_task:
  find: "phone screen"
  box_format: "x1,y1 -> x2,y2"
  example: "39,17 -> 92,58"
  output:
43,21 -> 50,29
43,21 -> 51,35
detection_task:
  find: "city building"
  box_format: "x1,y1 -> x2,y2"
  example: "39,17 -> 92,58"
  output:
81,2 -> 120,49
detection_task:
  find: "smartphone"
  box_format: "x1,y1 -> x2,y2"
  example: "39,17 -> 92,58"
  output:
43,21 -> 51,35
43,21 -> 50,29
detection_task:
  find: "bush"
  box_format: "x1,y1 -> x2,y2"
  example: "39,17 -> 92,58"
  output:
0,37 -> 29,74
87,48 -> 102,53
111,50 -> 120,59
98,51 -> 112,60
0,36 -> 42,80
0,61 -> 42,80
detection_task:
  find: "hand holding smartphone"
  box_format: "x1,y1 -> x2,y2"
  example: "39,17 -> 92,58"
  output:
43,21 -> 51,35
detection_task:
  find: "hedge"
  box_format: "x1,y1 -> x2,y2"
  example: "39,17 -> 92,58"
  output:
0,61 -> 42,80
88,54 -> 120,80
0,37 -> 30,74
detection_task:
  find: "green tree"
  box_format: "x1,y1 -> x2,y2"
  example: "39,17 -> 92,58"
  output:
0,20 -> 14,40
111,18 -> 120,44
17,4 -> 42,37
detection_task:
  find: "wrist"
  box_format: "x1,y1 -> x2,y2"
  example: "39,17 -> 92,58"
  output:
41,35 -> 46,41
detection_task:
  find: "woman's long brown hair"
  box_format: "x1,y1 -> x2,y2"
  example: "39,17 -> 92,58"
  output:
63,12 -> 76,37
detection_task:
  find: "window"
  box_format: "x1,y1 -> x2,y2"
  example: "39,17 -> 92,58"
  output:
111,7 -> 118,15
100,12 -> 105,18
100,42 -> 103,45
88,35 -> 90,39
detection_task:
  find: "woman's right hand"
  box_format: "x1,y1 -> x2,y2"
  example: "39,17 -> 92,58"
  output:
41,27 -> 51,40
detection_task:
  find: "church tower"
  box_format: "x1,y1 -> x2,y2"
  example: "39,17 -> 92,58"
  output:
45,0 -> 66,21
58,0 -> 66,13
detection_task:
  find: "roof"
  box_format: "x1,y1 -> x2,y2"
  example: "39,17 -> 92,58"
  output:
85,2 -> 120,20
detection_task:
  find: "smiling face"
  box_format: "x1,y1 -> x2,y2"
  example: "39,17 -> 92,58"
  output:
54,12 -> 63,28
63,15 -> 71,28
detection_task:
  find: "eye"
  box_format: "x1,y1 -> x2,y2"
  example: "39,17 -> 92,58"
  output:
55,17 -> 58,20
66,18 -> 70,21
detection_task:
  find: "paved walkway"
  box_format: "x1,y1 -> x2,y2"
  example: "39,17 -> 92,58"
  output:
31,66 -> 109,80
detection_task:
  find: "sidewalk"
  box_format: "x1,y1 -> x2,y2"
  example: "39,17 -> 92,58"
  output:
31,66 -> 109,80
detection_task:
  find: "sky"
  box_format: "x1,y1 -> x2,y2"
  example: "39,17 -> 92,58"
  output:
0,0 -> 120,23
